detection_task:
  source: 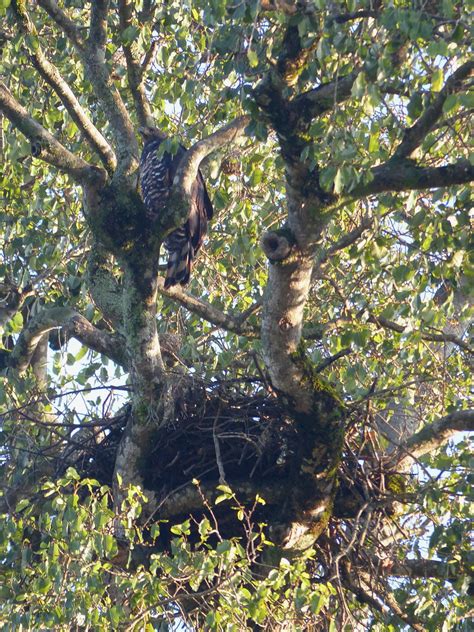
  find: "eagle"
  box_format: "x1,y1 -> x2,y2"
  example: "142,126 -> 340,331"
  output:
138,126 -> 214,289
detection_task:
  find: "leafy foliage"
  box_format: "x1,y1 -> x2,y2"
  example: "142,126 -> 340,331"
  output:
0,0 -> 472,630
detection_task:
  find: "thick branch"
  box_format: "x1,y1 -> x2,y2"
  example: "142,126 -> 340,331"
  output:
30,332 -> 49,389
261,254 -> 315,410
0,82 -> 105,185
157,278 -> 258,338
353,159 -> 474,198
88,0 -> 109,50
121,265 -> 165,393
156,480 -> 285,520
172,116 -> 250,194
61,315 -> 128,367
4,307 -> 71,373
4,307 -> 126,373
394,409 -> 474,468
289,71 -> 360,124
11,0 -> 116,173
166,116 -> 250,234
393,60 -> 474,160
276,23 -> 318,88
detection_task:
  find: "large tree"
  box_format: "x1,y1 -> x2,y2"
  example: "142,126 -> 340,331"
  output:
0,1 -> 472,629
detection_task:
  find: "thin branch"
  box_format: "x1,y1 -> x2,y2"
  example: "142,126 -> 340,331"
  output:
315,347 -> 352,373
11,0 -> 116,172
368,313 -> 473,354
212,404 -> 227,485
393,60 -> 474,160
304,306 -> 471,353
118,0 -> 153,127
314,214 -> 374,272
342,569 -> 427,632
0,82 -> 105,185
237,299 -> 262,323
323,215 -> 374,262
124,580 -> 230,632
373,555 -> 471,581
141,40 -> 158,75
37,0 -> 84,49
38,0 -> 138,178
393,409 -> 474,468
157,277 -> 258,338
327,10 -> 378,24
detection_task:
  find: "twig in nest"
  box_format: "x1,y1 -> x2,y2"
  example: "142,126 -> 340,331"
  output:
212,403 -> 227,485
250,351 -> 273,393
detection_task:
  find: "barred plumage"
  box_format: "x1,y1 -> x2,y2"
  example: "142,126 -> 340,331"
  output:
139,126 -> 213,289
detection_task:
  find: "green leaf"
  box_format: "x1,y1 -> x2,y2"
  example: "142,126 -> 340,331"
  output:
15,499 -> 30,512
310,592 -> 325,614
109,606 -> 122,628
8,312 -> 23,333
432,68 -> 444,92
351,72 -> 367,98
103,534 -> 117,557
442,93 -> 459,113
121,25 -> 140,45
64,467 -> 80,481
368,132 -> 379,153
198,518 -> 211,537
215,494 -> 229,505
247,49 -> 258,68
333,168 -> 344,194
216,484 -> 232,495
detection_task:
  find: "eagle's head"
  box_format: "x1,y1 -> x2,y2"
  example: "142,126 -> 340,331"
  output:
138,125 -> 167,144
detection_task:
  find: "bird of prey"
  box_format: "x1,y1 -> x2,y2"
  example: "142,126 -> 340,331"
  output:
138,126 -> 214,289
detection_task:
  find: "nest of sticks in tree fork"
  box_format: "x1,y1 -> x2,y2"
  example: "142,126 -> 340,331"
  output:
44,373 -> 395,536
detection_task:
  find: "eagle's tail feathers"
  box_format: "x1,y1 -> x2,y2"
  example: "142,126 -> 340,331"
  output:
164,241 -> 194,289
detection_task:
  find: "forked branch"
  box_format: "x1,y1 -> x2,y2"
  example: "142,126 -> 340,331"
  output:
393,60 -> 474,160
118,0 -> 153,127
38,0 -> 138,177
157,277 -> 258,338
0,82 -> 105,185
11,0 -> 116,173
3,307 -> 126,373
